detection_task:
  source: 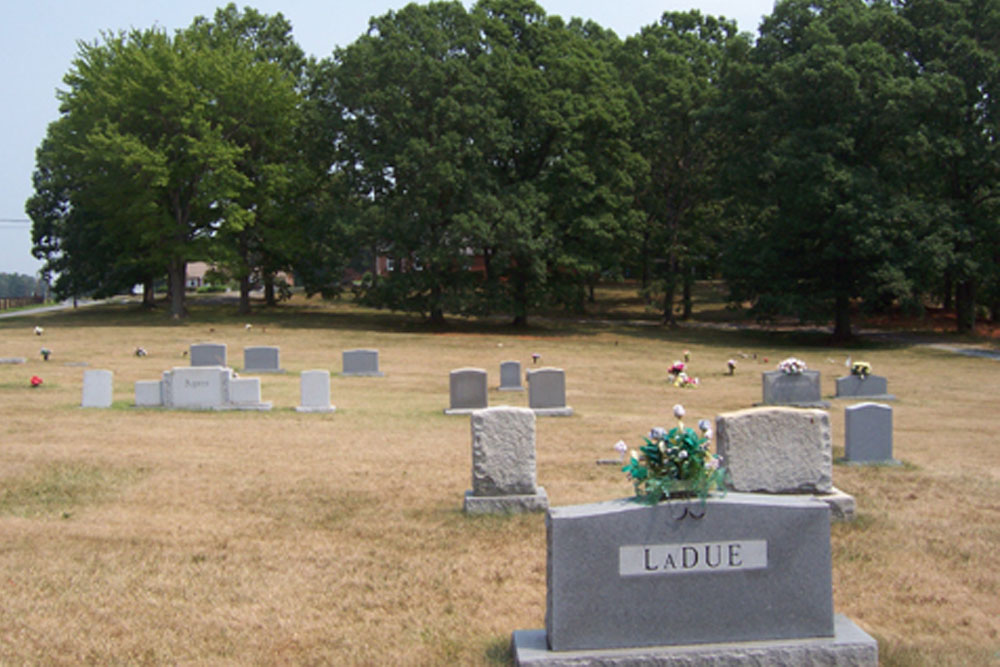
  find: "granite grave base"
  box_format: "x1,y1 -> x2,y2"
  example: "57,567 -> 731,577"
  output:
463,488 -> 549,514
512,614 -> 877,666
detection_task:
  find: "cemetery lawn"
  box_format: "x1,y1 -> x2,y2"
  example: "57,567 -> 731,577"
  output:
0,291 -> 997,665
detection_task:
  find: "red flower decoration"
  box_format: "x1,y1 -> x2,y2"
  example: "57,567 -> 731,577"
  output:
30,376 -> 43,387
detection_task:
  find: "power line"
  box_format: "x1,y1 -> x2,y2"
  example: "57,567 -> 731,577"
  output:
0,218 -> 31,224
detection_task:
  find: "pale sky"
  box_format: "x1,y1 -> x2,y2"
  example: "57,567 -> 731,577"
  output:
0,0 -> 775,277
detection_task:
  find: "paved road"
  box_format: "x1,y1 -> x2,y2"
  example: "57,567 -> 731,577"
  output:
0,299 -> 109,320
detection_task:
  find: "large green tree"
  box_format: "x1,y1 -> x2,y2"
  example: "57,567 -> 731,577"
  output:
719,0 -> 918,340
616,10 -> 747,323
29,20 -> 299,318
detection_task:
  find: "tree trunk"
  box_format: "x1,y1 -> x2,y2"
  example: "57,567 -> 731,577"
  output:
662,256 -> 677,326
832,293 -> 852,342
167,258 -> 187,319
142,278 -> 156,308
264,273 -> 276,307
512,270 -> 528,327
943,271 -> 953,311
956,279 -> 976,332
682,269 -> 693,320
238,274 -> 252,315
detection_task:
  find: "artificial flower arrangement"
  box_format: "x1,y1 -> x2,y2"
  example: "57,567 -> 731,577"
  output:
619,404 -> 726,504
30,375 -> 43,388
777,357 -> 807,374
726,359 -> 736,375
672,372 -> 699,388
850,361 -> 871,378
668,360 -> 685,375
40,348 -> 51,361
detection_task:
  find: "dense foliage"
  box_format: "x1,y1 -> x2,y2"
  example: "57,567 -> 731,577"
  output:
27,0 -> 1000,334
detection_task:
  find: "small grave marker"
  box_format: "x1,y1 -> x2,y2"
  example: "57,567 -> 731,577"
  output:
526,367 -> 573,416
81,369 -> 113,408
296,370 -> 336,413
189,343 -> 227,367
445,368 -> 488,414
844,402 -> 898,464
498,360 -> 524,391
342,349 -> 384,377
243,346 -> 284,373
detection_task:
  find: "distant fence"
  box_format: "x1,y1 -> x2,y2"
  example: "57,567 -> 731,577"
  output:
0,296 -> 45,311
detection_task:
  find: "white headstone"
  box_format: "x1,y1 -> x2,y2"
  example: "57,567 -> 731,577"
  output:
134,380 -> 163,407
297,370 -> 336,413
81,369 -> 113,408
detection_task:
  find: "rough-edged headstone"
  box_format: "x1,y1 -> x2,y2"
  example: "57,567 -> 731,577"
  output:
715,407 -> 832,494
296,370 -> 336,413
134,380 -> 162,407
510,493 -> 877,665
445,368 -> 488,414
845,402 -> 896,464
81,369 -> 113,408
464,407 -> 547,514
189,342 -> 227,367
835,374 -> 895,400
526,367 -> 573,416
342,348 -> 384,377
499,360 -> 524,391
243,346 -> 284,373
761,370 -> 828,407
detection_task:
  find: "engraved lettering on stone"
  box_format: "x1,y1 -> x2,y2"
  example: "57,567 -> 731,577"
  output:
620,540 -> 767,576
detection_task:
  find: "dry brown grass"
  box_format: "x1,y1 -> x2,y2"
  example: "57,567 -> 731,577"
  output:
0,291 -> 998,665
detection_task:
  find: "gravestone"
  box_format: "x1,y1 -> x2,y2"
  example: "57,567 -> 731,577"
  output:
137,366 -> 271,411
511,493 -> 877,664
464,407 -> 547,514
844,403 -> 897,464
498,360 -> 524,391
761,370 -> 829,408
81,369 -> 113,408
134,380 -> 162,407
342,349 -> 384,377
243,346 -> 284,373
835,374 -> 895,400
0,357 -> 26,364
189,342 -> 227,367
445,368 -> 488,415
526,367 -> 573,416
296,370 -> 336,413
716,407 -> 854,520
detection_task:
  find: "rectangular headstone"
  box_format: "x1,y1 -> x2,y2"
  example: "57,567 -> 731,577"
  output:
527,367 -> 573,416
81,369 -> 113,408
835,374 -> 894,400
190,343 -> 227,367
134,380 -> 163,407
342,348 -> 384,376
845,402 -> 895,464
243,346 -> 283,373
762,370 -> 826,406
445,368 -> 488,414
162,366 -> 228,409
545,494 -> 834,651
499,360 -> 524,391
465,407 -> 547,514
297,369 -> 335,413
229,377 -> 262,405
716,407 -> 833,493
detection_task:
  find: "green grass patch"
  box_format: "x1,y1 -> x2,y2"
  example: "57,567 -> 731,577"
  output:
0,461 -> 145,518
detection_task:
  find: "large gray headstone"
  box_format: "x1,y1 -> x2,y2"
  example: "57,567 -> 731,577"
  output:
527,367 -> 573,416
81,369 -> 113,408
499,360 -> 524,391
835,374 -> 894,400
243,346 -> 283,373
342,348 -> 384,376
190,343 -> 227,367
845,402 -> 895,464
543,494 -> 835,651
445,368 -> 488,414
296,370 -> 335,413
716,407 -> 833,494
761,370 -> 827,407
